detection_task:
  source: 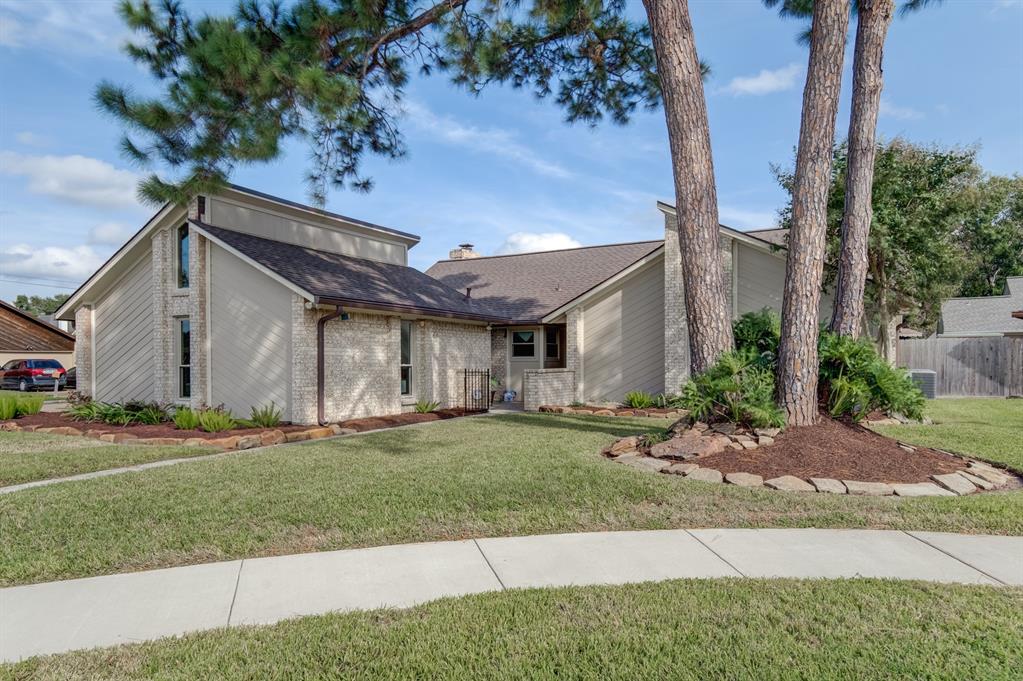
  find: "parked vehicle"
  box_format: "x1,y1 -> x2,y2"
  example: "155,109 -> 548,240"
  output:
65,366 -> 77,389
0,359 -> 67,392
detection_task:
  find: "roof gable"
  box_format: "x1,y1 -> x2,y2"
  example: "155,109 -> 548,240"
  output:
0,300 -> 76,352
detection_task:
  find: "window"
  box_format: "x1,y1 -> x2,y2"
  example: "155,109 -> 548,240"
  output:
27,360 -> 63,369
177,318 -> 191,399
400,320 -> 413,396
177,224 -> 190,289
511,330 -> 535,357
545,328 -> 560,360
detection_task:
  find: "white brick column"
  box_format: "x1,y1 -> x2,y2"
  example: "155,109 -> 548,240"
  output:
291,295 -> 318,424
151,228 -> 173,403
663,214 -> 690,393
74,306 -> 93,397
565,309 -> 584,402
188,230 -> 209,408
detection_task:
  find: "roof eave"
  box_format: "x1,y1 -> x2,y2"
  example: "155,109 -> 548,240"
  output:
313,295 -> 508,324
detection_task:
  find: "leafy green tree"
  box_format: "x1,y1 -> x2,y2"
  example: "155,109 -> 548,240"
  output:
13,294 -> 70,317
775,139 -> 980,349
99,0 -> 732,374
957,175 -> 1023,297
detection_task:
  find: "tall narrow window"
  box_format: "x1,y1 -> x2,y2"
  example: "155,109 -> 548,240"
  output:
545,327 -> 560,360
400,320 -> 413,396
177,224 -> 190,288
178,318 -> 191,399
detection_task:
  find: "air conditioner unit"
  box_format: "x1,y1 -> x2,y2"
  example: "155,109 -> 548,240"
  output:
909,370 -> 937,399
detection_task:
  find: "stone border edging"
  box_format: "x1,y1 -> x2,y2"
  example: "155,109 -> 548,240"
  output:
538,404 -> 688,418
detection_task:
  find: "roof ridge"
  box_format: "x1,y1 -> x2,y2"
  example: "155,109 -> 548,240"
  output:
433,239 -> 663,263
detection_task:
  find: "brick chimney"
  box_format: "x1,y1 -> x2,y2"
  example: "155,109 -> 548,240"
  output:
448,243 -> 480,260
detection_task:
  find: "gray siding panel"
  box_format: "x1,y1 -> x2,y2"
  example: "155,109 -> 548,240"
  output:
94,255 -> 155,402
582,260 -> 665,401
735,243 -> 834,319
209,244 -> 293,420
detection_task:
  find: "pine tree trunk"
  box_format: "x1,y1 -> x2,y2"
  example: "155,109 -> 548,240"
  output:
829,0 -> 894,337
778,0 -> 851,426
643,0 -> 733,375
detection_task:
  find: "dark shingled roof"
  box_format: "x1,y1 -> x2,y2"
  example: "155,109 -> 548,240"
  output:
425,241 -> 664,323
743,227 -> 788,247
194,223 -> 506,322
940,276 -> 1023,336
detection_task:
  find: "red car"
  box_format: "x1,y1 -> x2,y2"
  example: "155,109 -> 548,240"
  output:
0,359 -> 67,392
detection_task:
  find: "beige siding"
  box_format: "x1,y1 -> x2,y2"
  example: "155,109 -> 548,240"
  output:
207,196 -> 407,265
735,243 -> 834,319
94,255 -> 155,402
582,260 -> 665,401
209,244 -> 293,420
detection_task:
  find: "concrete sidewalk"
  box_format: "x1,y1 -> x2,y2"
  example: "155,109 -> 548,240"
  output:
2,528 -> 1020,662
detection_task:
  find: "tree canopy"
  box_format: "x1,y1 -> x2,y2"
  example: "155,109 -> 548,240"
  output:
98,0 -> 668,205
13,294 -> 70,317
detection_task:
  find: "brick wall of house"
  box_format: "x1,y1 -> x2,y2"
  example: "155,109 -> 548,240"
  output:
73,306 -> 92,395
523,368 -> 576,411
424,320 -> 490,409
490,327 -> 507,390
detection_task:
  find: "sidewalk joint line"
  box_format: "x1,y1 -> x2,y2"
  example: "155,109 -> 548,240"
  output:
473,539 -> 506,590
900,530 -> 1006,586
226,560 -> 245,627
684,530 -> 746,577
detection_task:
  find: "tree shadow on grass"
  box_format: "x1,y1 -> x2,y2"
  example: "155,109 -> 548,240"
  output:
487,413 -> 668,438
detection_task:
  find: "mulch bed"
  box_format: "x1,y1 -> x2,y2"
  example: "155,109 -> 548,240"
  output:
694,416 -> 966,484
338,408 -> 479,432
7,412 -> 310,439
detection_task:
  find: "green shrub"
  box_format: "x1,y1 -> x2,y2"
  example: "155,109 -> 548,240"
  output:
250,402 -> 283,427
677,348 -> 785,428
15,395 -> 44,416
131,403 -> 170,425
172,406 -> 200,430
0,396 -> 18,420
623,391 -> 655,409
67,401 -> 102,422
818,331 -> 925,421
415,400 -> 441,414
733,308 -> 781,364
197,407 -> 236,433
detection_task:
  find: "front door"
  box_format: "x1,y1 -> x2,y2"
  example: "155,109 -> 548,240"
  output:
507,327 -> 540,401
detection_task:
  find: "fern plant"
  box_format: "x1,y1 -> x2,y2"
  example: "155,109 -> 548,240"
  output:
415,400 -> 440,413
623,391 -> 655,409
197,407 -> 236,433
732,307 -> 781,361
250,402 -> 283,427
678,348 -> 785,428
172,406 -> 201,430
818,331 -> 924,421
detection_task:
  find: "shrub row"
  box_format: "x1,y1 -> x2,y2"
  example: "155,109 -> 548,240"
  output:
0,395 -> 45,420
67,399 -> 283,433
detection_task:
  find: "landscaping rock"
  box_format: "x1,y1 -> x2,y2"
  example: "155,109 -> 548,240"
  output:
593,409 -> 615,416
725,472 -> 763,488
957,471 -> 995,491
182,438 -> 210,447
931,472 -> 977,496
691,421 -> 709,432
843,480 -> 895,496
0,422 -> 21,432
892,482 -> 955,497
84,429 -> 106,439
99,433 -> 137,443
37,426 -> 83,436
754,427 -> 781,438
727,442 -> 743,450
898,444 -> 916,452
664,462 -> 700,475
616,410 -> 636,417
207,436 -> 240,450
134,437 -> 184,446
610,436 -> 641,456
731,433 -> 753,443
810,478 -> 846,494
617,455 -> 671,473
304,427 -> 334,440
966,463 -> 1011,486
739,440 -> 758,450
337,428 -> 358,435
764,476 -> 815,492
285,431 -> 310,443
260,430 -> 287,446
667,419 -> 691,437
757,436 -> 775,447
236,435 -> 262,450
686,467 -> 723,483
711,422 -> 736,436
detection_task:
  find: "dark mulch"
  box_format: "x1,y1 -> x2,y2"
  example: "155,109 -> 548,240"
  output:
8,412 -> 309,439
338,408 -> 479,432
694,416 -> 967,483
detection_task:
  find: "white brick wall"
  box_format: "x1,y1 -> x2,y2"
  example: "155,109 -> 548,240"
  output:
424,320 -> 490,408
523,368 -> 576,412
73,306 -> 92,396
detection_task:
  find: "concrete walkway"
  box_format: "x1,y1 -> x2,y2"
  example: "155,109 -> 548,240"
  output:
2,528 -> 1020,662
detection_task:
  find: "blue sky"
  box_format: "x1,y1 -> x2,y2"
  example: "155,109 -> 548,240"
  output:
0,0 -> 1021,302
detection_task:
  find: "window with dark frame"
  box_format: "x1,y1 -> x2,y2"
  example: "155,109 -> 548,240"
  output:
177,224 -> 190,289
400,320 -> 413,396
512,330 -> 535,357
545,328 -> 560,360
178,318 -> 191,399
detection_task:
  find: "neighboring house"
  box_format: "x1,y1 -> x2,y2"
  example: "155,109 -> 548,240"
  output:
427,202 -> 834,409
937,277 -> 1023,337
55,185 -> 503,424
0,299 -> 76,369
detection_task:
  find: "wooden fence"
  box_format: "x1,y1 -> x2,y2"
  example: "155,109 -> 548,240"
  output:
896,336 -> 1023,397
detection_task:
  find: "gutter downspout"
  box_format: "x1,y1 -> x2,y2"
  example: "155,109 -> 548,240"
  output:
317,305 -> 345,426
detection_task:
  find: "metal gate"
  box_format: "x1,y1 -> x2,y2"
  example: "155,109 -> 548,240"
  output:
462,369 -> 491,412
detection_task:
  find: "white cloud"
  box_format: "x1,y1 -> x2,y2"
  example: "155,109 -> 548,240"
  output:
718,206 -> 777,230
0,243 -> 106,286
0,151 -> 142,209
87,222 -> 131,245
15,131 -> 53,148
722,63 -> 802,96
494,232 -> 583,255
405,102 -> 572,179
879,98 -> 924,121
0,0 -> 126,57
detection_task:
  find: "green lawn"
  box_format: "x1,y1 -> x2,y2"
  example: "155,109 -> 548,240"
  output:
2,412 -> 1021,587
5,579 -> 1020,680
0,389 -> 65,401
0,433 -> 217,487
872,398 -> 1023,471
